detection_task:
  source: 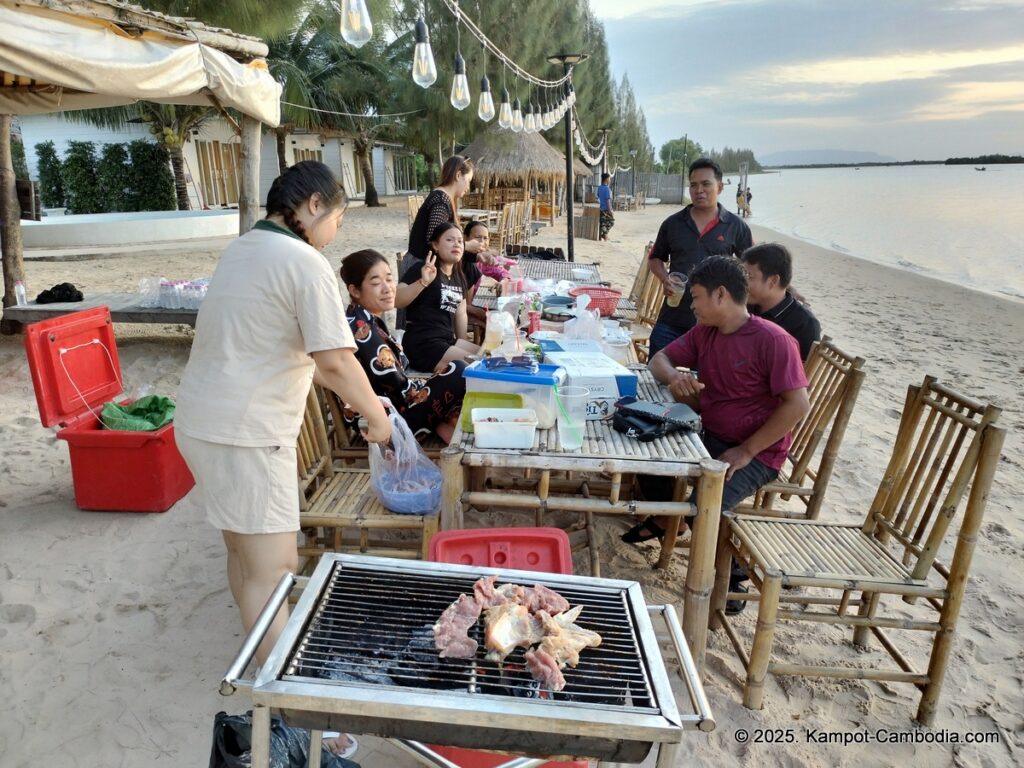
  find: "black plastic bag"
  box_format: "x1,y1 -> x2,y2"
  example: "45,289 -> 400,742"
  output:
209,711 -> 360,768
35,282 -> 83,303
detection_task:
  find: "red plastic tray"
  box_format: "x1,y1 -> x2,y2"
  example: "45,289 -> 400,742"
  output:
429,527 -> 572,575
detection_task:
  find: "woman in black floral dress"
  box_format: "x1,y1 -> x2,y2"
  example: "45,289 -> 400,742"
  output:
340,249 -> 466,443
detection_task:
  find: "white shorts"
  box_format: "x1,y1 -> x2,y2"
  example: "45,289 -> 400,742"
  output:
175,432 -> 299,534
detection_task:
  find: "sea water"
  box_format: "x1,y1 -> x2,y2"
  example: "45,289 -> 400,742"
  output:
729,164 -> 1024,302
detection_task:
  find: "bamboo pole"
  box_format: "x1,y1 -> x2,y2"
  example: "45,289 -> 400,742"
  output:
917,424 -> 1005,725
769,663 -> 927,684
682,458 -> 727,675
440,446 -> 465,531
743,571 -> 782,709
238,114 -> 261,235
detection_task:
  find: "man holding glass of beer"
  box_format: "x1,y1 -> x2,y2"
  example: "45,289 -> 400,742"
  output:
646,158 -> 752,357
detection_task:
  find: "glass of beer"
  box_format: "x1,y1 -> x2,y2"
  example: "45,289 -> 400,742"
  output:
665,272 -> 687,307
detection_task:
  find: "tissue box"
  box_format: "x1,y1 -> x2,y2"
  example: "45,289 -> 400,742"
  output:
543,351 -> 638,420
536,338 -> 605,357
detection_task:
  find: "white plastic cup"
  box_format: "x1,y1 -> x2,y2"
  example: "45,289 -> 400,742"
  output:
604,339 -> 631,365
665,272 -> 688,308
555,386 -> 590,451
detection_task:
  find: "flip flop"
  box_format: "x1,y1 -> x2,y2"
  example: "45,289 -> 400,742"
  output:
621,518 -> 666,544
321,731 -> 359,760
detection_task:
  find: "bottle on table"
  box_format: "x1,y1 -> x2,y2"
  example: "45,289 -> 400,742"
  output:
14,280 -> 28,306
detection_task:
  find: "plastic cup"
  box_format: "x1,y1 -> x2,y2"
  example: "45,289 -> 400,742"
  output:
555,386 -> 590,451
604,339 -> 631,365
665,272 -> 688,308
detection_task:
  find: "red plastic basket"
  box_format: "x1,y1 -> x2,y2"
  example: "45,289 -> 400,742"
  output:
568,285 -> 621,317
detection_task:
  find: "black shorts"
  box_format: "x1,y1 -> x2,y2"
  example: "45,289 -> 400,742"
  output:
403,333 -> 454,372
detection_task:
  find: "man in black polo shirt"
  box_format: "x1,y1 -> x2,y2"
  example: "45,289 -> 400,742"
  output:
647,158 -> 753,357
741,243 -> 821,360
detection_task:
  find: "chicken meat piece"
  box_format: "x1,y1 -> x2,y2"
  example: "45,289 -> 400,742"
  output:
483,602 -> 545,662
535,607 -> 602,669
433,593 -> 482,659
522,583 -> 570,615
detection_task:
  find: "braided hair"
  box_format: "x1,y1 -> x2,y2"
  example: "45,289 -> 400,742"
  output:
265,160 -> 348,245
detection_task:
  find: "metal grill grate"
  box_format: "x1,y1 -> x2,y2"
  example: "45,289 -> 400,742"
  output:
284,561 -> 658,712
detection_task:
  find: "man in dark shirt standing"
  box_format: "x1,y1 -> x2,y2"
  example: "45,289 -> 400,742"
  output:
647,158 -> 753,357
740,243 -> 821,360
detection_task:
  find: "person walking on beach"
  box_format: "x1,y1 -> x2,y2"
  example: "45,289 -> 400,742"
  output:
745,186 -> 753,217
622,256 -> 809,614
174,161 -> 391,665
741,243 -> 820,359
736,185 -> 746,216
598,172 -> 615,241
646,158 -> 752,357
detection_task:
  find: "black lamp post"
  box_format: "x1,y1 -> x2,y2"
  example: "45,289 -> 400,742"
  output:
547,52 -> 587,262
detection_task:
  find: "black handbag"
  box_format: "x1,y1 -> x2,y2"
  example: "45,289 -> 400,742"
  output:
612,397 -> 701,443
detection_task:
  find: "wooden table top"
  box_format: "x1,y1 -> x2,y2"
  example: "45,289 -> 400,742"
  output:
2,292 -> 197,327
453,368 -> 708,474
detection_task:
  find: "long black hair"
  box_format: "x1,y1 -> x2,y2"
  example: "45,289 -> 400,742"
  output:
265,160 -> 348,245
340,248 -> 389,291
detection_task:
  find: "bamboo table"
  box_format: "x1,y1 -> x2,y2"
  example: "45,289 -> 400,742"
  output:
440,368 -> 728,674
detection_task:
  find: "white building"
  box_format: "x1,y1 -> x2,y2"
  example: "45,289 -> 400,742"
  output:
18,115 -> 418,209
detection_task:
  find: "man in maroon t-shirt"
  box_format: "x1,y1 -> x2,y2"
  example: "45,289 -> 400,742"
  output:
623,256 -> 809,613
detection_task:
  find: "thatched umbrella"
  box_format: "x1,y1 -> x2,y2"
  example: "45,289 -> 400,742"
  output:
461,127 -> 568,223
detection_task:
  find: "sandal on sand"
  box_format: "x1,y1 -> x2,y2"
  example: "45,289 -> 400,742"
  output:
322,731 -> 359,759
621,519 -> 666,544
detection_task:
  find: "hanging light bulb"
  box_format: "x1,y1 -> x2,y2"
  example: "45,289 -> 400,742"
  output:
566,84 -> 577,107
532,102 -> 542,131
524,103 -> 536,133
411,17 -> 437,88
450,53 -> 471,110
498,87 -> 512,129
511,98 -> 524,133
340,0 -> 373,47
478,76 -> 496,122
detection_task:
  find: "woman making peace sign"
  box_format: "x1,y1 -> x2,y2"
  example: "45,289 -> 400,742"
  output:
396,222 -> 480,372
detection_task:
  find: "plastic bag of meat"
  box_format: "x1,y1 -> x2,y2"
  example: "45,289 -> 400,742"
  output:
369,408 -> 442,514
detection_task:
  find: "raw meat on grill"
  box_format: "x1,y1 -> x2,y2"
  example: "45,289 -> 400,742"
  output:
433,576 -> 603,688
535,606 -> 602,669
433,593 -> 482,659
484,602 -> 545,662
524,647 -> 566,691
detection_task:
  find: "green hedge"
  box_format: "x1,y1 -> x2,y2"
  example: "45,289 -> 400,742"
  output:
34,139 -> 176,213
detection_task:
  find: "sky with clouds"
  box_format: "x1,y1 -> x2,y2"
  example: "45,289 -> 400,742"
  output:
589,0 -> 1024,160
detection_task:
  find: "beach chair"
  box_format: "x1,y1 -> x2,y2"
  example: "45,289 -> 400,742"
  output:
318,384 -> 445,465
712,376 -> 1004,725
627,243 -> 663,363
406,194 -> 423,230
296,387 -> 438,572
734,336 -> 865,519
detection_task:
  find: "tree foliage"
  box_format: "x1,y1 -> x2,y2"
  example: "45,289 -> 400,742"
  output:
61,142 -> 102,214
705,147 -> 762,174
35,141 -> 64,208
127,140 -> 177,212
97,143 -> 131,212
657,137 -> 705,175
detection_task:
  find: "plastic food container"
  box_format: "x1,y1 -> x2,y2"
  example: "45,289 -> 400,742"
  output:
472,408 -> 538,449
463,361 -> 566,428
460,391 -> 523,433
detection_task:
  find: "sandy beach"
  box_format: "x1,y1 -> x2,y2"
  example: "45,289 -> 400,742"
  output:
1,199 -> 1021,767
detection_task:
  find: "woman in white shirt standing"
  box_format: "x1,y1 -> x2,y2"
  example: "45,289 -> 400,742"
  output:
175,162 -> 391,669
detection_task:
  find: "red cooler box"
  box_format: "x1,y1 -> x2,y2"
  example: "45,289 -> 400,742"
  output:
24,307 -> 194,512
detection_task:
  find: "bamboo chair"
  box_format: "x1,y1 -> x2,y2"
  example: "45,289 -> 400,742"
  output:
296,387 -> 439,573
319,384 -> 445,465
712,376 -> 1004,725
628,243 -> 664,363
406,194 -> 423,230
489,205 -> 511,253
735,336 -> 865,519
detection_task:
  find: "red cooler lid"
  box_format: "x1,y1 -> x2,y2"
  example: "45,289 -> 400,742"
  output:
24,307 -> 123,428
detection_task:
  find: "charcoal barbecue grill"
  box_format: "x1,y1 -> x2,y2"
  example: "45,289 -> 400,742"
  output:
222,554 -> 715,767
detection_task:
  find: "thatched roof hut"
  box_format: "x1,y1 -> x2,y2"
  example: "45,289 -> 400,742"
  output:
461,127 -> 572,223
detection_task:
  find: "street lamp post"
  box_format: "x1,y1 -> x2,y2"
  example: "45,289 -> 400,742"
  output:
547,52 -> 588,262
629,148 -> 638,201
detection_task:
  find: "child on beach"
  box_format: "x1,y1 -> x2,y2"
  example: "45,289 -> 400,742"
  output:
341,249 -> 466,443
396,222 -> 481,372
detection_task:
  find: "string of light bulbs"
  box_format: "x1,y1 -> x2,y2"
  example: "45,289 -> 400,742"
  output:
338,0 -> 578,133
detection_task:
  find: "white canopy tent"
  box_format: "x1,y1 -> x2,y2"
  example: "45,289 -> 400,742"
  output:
0,0 -> 282,328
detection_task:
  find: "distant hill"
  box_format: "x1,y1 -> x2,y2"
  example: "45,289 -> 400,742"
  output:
760,149 -> 897,166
